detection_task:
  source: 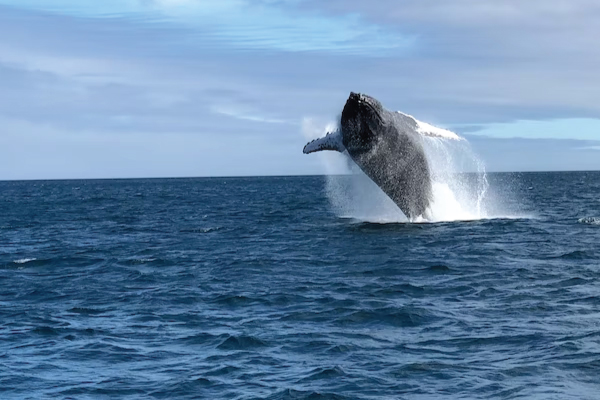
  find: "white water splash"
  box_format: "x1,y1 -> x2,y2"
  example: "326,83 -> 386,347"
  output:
421,136 -> 490,222
302,118 -> 496,223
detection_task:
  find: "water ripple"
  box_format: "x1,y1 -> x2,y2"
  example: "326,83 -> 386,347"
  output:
0,174 -> 599,399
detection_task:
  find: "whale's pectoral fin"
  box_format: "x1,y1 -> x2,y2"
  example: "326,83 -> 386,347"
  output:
303,131 -> 345,154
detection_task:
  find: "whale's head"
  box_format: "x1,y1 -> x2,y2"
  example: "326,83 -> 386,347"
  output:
341,92 -> 385,153
302,92 -> 387,156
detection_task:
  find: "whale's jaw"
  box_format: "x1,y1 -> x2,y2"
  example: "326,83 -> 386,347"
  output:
340,93 -> 385,153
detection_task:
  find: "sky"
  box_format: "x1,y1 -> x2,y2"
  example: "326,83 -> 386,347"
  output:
1,0 -> 600,179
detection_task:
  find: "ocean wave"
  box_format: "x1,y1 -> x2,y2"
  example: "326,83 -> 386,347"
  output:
204,365 -> 242,376
337,306 -> 436,328
426,264 -> 452,273
122,257 -> 160,266
299,366 -> 347,382
217,334 -> 267,351
178,333 -> 220,346
32,326 -> 60,336
549,251 -> 597,260
68,307 -> 110,316
265,389 -> 352,400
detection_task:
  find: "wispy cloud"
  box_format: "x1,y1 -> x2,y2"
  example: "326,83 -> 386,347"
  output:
459,119 -> 600,141
210,105 -> 294,125
0,0 -> 413,55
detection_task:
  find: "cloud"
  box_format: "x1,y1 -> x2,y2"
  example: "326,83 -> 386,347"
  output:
0,2 -> 599,179
295,0 -> 600,123
0,0 -> 413,55
210,105 -> 294,125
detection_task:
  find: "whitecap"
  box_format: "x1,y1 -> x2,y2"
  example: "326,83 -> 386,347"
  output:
14,258 -> 37,264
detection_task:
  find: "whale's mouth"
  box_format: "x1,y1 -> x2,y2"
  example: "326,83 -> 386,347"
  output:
346,92 -> 384,125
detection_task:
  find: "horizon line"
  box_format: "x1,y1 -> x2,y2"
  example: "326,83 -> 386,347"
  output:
1,169 -> 599,183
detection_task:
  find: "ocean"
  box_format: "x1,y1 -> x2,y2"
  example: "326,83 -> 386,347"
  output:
1,172 -> 600,399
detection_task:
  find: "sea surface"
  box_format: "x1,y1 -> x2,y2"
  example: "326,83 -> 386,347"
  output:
1,172 -> 600,399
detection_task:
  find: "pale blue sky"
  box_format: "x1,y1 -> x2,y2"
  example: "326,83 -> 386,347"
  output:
1,0 -> 599,179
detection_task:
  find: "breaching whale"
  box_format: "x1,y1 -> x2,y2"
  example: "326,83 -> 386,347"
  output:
303,92 -> 459,220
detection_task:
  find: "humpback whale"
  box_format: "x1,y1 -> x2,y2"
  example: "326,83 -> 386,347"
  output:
303,92 -> 458,220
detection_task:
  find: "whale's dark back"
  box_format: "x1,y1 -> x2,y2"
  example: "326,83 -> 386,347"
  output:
341,93 -> 432,219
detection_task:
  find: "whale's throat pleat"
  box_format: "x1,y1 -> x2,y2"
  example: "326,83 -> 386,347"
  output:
303,131 -> 345,154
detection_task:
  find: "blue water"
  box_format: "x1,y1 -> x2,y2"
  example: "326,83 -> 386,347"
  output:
1,172 -> 600,399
